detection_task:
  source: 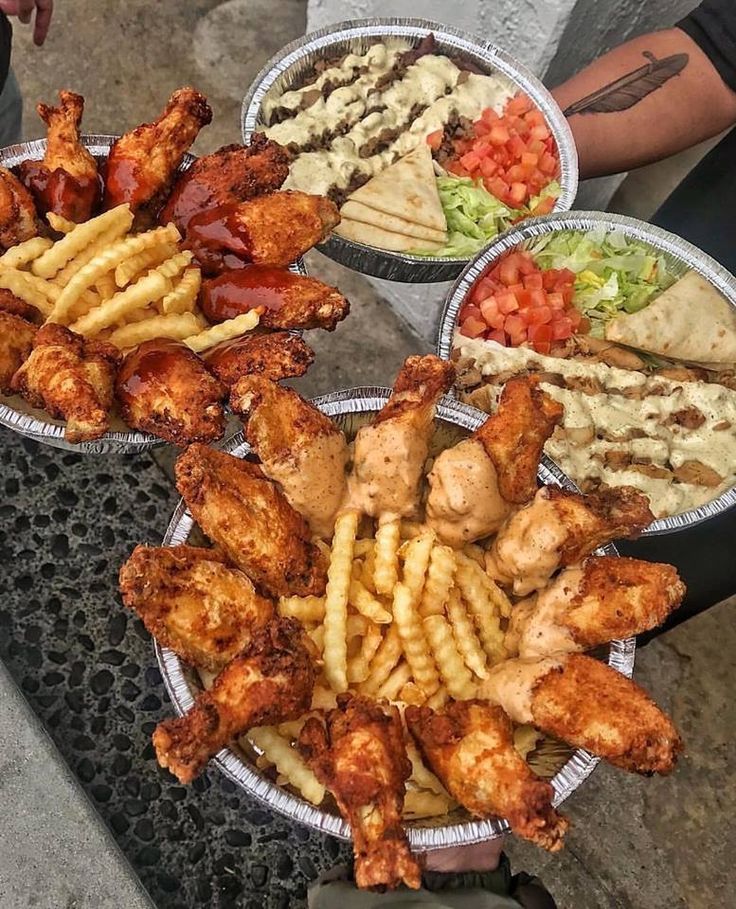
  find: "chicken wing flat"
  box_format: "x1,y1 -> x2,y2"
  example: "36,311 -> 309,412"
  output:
298,695 -> 421,890
347,355 -> 456,518
204,331 -> 314,388
507,556 -> 685,659
104,87 -> 212,224
474,376 -> 564,505
11,323 -> 120,442
486,485 -> 654,596
153,616 -> 315,783
185,191 -> 340,273
406,700 -> 569,851
175,443 -> 328,598
200,267 -> 350,332
0,311 -> 36,393
115,338 -> 226,445
18,90 -> 100,222
160,134 -> 290,232
119,544 -> 273,672
230,376 -> 349,539
480,653 -> 682,775
0,166 -> 39,250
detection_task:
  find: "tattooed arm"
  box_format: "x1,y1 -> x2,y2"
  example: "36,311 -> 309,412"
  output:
551,28 -> 736,179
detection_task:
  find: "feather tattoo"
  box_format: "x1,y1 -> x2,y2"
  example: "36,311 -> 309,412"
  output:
563,51 -> 689,117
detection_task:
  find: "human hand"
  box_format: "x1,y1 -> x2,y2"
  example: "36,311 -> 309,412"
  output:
424,836 -> 505,873
0,1 -> 54,46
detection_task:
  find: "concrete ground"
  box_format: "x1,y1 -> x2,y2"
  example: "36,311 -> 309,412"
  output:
5,2 -> 735,907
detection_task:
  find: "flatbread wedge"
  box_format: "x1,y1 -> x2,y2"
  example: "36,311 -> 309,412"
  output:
605,270 -> 736,368
339,199 -> 447,243
336,218 -> 444,252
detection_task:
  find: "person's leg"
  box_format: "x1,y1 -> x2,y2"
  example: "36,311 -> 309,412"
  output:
0,68 -> 22,147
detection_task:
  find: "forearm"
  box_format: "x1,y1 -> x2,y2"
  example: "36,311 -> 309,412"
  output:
551,28 -> 736,179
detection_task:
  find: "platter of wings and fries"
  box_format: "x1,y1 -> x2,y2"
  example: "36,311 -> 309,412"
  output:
0,88 -> 349,452
120,354 -> 685,889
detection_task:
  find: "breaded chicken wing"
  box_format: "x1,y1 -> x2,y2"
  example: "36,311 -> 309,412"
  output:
175,443 -> 328,598
0,166 -> 39,250
104,87 -> 212,225
0,311 -> 36,393
204,331 -> 314,388
11,323 -> 120,442
298,695 -> 421,890
406,700 -> 569,851
119,544 -> 273,672
230,376 -> 349,538
426,377 -> 562,547
486,485 -> 654,596
0,288 -> 41,322
160,134 -> 290,232
506,556 -> 685,658
19,90 -> 100,222
347,355 -> 456,518
480,653 -> 682,775
153,616 -> 315,783
185,191 -> 340,274
200,267 -> 350,332
115,338 -> 226,445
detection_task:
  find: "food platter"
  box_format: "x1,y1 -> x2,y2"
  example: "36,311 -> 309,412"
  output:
155,387 -> 633,849
241,18 -> 578,283
437,211 -> 736,535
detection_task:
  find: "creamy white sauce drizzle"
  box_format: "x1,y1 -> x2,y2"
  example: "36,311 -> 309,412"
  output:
479,656 -> 564,724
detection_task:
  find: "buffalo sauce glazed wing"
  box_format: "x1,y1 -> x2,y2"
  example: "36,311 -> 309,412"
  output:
204,331 -> 315,387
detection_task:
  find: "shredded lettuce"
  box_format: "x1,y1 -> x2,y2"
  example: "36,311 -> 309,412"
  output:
526,228 -> 677,336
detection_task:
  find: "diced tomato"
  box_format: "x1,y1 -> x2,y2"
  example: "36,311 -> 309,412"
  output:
458,302 -> 482,323
539,151 -> 558,175
485,329 -> 507,345
485,176 -> 509,199
489,124 -> 511,146
426,129 -> 444,151
479,295 -> 499,323
473,119 -> 490,136
506,93 -> 533,116
446,160 -> 467,177
546,292 -> 565,310
496,290 -> 520,315
479,157 -> 499,178
530,124 -> 551,142
460,150 -> 483,172
551,316 -> 574,340
507,135 -> 527,159
528,322 -> 553,353
523,272 -> 543,290
481,107 -> 499,126
499,256 -> 521,286
517,252 -> 536,275
530,194 -> 556,215
469,276 -> 496,305
459,315 -> 487,338
509,182 -> 528,205
542,269 -> 559,291
527,305 -> 553,325
529,288 -> 547,308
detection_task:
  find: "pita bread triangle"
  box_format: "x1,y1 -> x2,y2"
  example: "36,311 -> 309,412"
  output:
605,270 -> 736,368
347,142 -> 447,233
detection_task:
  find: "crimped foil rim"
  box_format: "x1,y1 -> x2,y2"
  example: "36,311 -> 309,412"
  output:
241,18 -> 578,283
436,211 -> 736,535
0,136 -> 306,453
156,387 -> 633,849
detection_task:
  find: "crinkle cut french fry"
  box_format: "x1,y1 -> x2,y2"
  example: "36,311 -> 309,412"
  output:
398,682 -> 426,707
311,684 -> 338,711
361,546 -> 378,594
347,622 -> 383,684
455,554 -> 506,665
423,614 -> 476,700
419,543 -> 456,617
446,586 -> 488,679
405,736 -> 449,796
0,236 -> 52,268
322,510 -> 359,693
401,530 -> 435,606
376,660 -> 412,701
308,624 -> 325,656
161,266 -> 201,314
403,789 -> 455,819
247,727 -> 325,806
69,269 -> 172,336
95,272 -> 118,301
359,624 -> 402,696
462,543 -> 487,567
392,582 -> 439,697
426,686 -> 449,710
51,222 -> 131,289
374,514 -> 400,595
114,242 -> 177,288
400,520 -> 426,540
46,212 -> 77,234
348,578 -> 392,624
0,269 -> 53,316
184,310 -> 261,353
278,595 -> 326,623
353,539 -> 374,558
107,311 -> 202,349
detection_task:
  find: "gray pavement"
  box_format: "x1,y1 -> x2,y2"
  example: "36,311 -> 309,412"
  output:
3,2 -> 735,908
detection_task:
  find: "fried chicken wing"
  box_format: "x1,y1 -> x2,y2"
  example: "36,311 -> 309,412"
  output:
0,311 -> 36,393
175,443 -> 328,598
204,331 -> 314,387
104,87 -> 212,225
0,288 -> 41,322
119,544 -> 273,672
18,90 -> 100,222
347,355 -> 456,518
0,166 -> 40,250
480,653 -> 682,775
185,191 -> 340,274
486,485 -> 654,596
298,695 -> 421,890
406,700 -> 569,851
115,338 -> 226,445
11,323 -> 120,442
200,267 -> 350,331
506,556 -> 685,658
230,376 -> 349,538
160,134 -> 290,232
153,616 -> 315,783
426,377 -> 562,547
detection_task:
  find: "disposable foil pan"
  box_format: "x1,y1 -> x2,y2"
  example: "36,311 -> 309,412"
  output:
241,18 -> 578,283
156,387 -> 633,849
436,211 -> 736,535
0,136 -> 305,454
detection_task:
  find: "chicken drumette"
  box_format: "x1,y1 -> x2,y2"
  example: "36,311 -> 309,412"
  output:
175,443 -> 328,598
0,311 -> 36,393
104,87 -> 213,225
298,695 -> 421,890
115,338 -> 226,446
230,375 -> 349,539
11,323 -> 120,442
119,544 -> 273,672
0,166 -> 40,250
406,700 -> 569,851
154,617 -> 315,783
18,90 -> 100,222
204,331 -> 314,388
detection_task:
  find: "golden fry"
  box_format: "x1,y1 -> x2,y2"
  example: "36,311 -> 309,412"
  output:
107,311 -> 201,349
419,543 -> 455,618
348,578 -> 392,624
161,266 -> 201,314
278,595 -> 326,623
247,727 -> 325,805
401,530 -> 435,606
446,586 -> 488,679
69,269 -> 172,336
46,212 -> 77,234
184,310 -> 260,353
376,661 -> 413,701
360,625 -> 403,696
374,515 -> 400,595
323,510 -> 359,693
403,789 -> 455,819
347,622 -> 383,684
114,242 -> 176,287
423,614 -> 475,700
392,582 -> 439,697
0,236 -> 52,268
